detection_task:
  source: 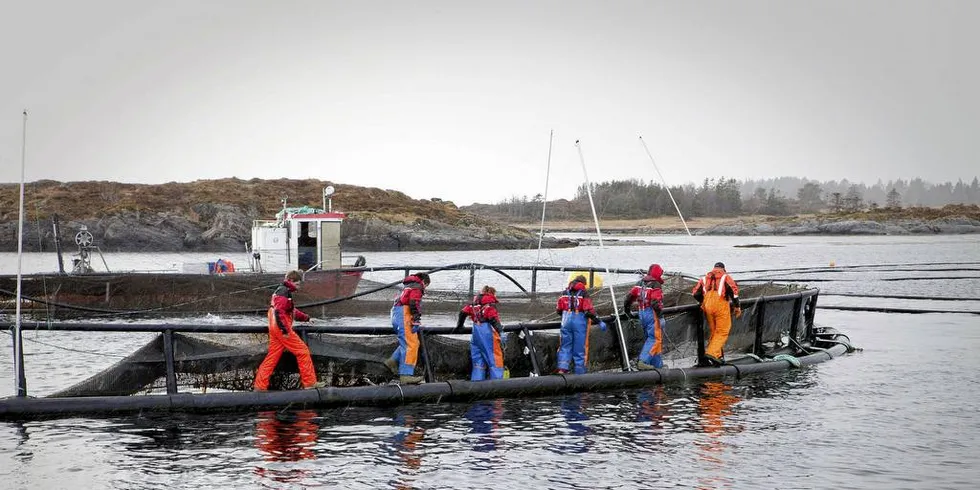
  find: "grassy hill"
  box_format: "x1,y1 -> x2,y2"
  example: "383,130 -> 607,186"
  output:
0,178 -> 492,227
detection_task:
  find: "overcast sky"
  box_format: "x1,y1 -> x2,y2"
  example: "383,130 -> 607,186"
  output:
1,1 -> 977,206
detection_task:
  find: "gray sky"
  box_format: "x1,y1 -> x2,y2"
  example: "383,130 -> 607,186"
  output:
2,1 -> 977,206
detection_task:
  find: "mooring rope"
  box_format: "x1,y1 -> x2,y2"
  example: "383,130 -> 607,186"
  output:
817,305 -> 980,315
0,328 -> 126,358
821,292 -> 980,302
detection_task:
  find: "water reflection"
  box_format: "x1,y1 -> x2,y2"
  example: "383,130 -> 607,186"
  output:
253,409 -> 319,484
695,382 -> 742,490
554,393 -> 591,454
389,413 -> 426,489
463,399 -> 504,453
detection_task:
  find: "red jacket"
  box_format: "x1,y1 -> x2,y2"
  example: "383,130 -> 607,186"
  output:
457,292 -> 503,333
270,280 -> 309,333
556,279 -> 602,324
394,275 -> 427,323
624,280 -> 664,313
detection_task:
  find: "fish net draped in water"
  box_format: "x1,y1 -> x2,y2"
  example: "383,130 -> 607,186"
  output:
49,278 -> 812,396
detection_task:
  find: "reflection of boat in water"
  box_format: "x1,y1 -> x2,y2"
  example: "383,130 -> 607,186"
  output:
0,264 -> 857,420
0,188 -> 366,317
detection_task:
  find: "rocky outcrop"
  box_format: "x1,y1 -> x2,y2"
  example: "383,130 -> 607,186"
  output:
699,216 -> 980,236
341,216 -> 575,252
0,207 -> 576,253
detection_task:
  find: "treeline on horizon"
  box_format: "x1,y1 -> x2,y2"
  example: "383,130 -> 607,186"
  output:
463,176 -> 980,220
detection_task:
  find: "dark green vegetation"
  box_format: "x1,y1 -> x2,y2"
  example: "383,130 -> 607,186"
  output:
463,176 -> 980,223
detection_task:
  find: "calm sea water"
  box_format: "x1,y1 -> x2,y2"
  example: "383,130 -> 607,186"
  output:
1,235 -> 979,489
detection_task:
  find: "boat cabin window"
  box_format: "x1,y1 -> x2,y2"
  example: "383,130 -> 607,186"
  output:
298,222 -> 318,270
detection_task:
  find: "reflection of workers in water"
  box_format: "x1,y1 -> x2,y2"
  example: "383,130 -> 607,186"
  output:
387,413 -> 427,490
636,386 -> 668,426
695,382 -> 742,489
553,393 -> 591,454
253,409 -> 319,484
463,399 -> 505,452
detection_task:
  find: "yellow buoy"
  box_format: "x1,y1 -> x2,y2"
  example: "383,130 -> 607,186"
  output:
568,271 -> 603,288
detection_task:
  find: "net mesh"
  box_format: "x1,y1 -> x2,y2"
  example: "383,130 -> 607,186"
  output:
44,276 -> 810,396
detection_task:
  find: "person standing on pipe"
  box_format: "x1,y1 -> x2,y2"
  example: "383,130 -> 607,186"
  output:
386,272 -> 430,384
254,270 -> 323,390
455,285 -> 506,381
555,275 -> 607,374
692,262 -> 742,365
623,264 -> 666,370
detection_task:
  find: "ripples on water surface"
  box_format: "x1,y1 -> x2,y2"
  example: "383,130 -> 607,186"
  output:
2,235 -> 979,488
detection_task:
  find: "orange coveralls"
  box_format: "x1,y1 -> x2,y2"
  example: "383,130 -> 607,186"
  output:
692,267 -> 740,360
254,281 -> 317,390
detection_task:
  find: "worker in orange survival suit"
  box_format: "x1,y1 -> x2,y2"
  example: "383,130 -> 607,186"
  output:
253,409 -> 319,484
692,262 -> 741,366
696,381 -> 742,488
385,272 -> 430,384
555,275 -> 607,374
455,285 -> 506,381
623,263 -> 666,370
254,270 -> 322,390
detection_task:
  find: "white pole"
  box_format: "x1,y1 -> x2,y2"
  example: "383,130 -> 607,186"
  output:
14,110 -> 28,396
535,130 -> 554,262
639,135 -> 692,236
574,140 -> 633,371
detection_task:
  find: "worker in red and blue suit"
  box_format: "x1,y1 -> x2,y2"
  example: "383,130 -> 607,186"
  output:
455,285 -> 506,381
623,264 -> 666,370
555,275 -> 606,374
386,273 -> 430,384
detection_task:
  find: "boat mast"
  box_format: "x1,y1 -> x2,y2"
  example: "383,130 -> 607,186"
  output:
535,130 -> 554,263
13,110 -> 28,397
575,139 -> 632,372
638,135 -> 692,236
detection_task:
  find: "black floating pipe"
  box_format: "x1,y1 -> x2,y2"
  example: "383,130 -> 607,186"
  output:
0,343 -> 849,421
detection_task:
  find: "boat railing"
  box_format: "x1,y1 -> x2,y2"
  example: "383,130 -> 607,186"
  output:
347,262 -> 649,296
1,288 -> 819,397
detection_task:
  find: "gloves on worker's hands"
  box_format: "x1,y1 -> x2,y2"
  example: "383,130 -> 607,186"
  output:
599,321 -> 608,332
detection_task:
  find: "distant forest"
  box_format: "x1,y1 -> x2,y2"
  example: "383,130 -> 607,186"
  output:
462,176 -> 980,221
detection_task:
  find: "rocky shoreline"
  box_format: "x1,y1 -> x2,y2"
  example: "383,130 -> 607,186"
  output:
2,212 -> 977,254
698,216 -> 980,236
0,206 -> 576,253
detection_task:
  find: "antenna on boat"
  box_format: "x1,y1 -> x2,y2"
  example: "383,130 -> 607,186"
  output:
535,130 -> 554,263
13,110 -> 29,396
323,185 -> 335,213
575,139 -> 633,372
638,135 -> 692,237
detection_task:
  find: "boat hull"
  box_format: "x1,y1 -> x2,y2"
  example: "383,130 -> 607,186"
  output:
0,269 -> 364,316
